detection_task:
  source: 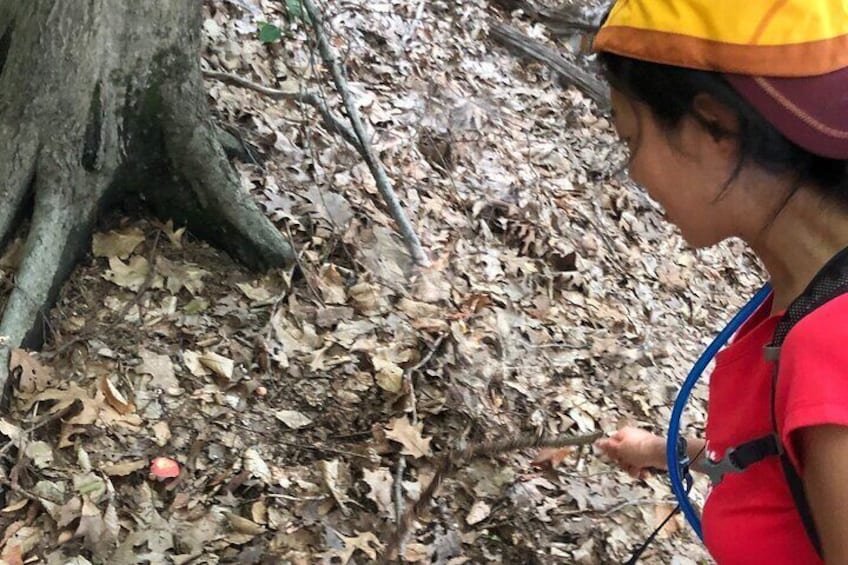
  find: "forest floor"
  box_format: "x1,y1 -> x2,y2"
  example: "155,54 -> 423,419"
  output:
0,1 -> 763,563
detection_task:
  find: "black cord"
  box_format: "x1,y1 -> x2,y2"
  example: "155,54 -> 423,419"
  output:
624,504 -> 681,565
622,443 -> 706,564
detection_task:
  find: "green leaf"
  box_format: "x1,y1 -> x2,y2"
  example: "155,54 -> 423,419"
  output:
285,0 -> 311,24
258,22 -> 282,44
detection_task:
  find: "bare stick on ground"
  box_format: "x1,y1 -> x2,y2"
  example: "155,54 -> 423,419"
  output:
489,21 -> 610,110
301,0 -> 431,268
202,70 -> 364,153
380,431 -> 602,563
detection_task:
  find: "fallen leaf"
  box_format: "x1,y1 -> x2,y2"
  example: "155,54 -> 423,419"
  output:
0,419 -> 22,445
92,228 -> 146,259
531,447 -> 574,471
156,256 -> 209,295
326,531 -> 382,564
10,349 -> 54,394
226,512 -> 265,536
243,448 -> 272,483
101,460 -> 147,477
321,459 -> 350,515
137,349 -> 181,395
362,467 -> 394,517
318,264 -> 347,304
24,441 -> 53,469
466,500 -> 492,525
100,375 -> 134,414
236,282 -> 274,302
273,410 -> 313,430
0,500 -> 28,514
151,421 -> 171,447
182,350 -> 209,377
103,256 -> 155,291
199,351 -> 234,381
384,417 -> 432,458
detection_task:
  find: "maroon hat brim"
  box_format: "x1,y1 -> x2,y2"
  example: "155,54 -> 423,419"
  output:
724,69 -> 848,160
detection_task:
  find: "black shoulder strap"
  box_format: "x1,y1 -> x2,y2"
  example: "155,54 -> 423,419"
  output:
768,245 -> 848,559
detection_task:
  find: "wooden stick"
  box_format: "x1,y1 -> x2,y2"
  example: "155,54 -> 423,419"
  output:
301,0 -> 430,267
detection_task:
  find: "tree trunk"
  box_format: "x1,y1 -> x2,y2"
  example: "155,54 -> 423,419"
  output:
0,1 -> 294,394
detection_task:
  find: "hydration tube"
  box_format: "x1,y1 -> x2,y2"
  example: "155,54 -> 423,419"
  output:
666,283 -> 773,540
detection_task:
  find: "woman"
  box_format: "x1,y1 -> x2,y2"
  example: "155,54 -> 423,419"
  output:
591,1 -> 848,563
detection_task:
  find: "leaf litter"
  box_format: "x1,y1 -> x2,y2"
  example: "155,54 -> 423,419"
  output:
0,0 -> 763,563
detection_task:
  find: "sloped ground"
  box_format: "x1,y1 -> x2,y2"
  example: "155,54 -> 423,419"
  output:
0,1 -> 763,563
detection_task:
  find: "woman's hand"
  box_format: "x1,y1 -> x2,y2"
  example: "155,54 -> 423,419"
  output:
596,426 -> 667,479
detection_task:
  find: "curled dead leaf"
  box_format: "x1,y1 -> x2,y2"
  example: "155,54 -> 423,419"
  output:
100,375 -> 134,415
531,447 -> 574,471
225,512 -> 265,536
199,352 -> 235,381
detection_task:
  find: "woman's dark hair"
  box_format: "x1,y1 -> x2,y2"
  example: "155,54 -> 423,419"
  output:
599,52 -> 848,206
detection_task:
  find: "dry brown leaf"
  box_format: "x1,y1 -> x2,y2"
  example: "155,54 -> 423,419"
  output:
466,500 -> 492,525
243,448 -> 272,483
318,264 -> 347,305
101,460 -> 147,477
531,447 -> 574,471
236,282 -> 274,302
199,351 -> 234,381
321,459 -> 350,515
326,531 -> 382,564
226,512 -> 265,536
0,500 -> 28,515
99,375 -> 134,415
103,256 -> 157,291
92,228 -> 146,259
10,349 -> 55,394
151,421 -> 171,447
273,410 -> 312,430
384,417 -> 432,458
182,350 -> 208,377
24,442 -> 53,469
137,349 -> 181,395
361,467 -> 394,517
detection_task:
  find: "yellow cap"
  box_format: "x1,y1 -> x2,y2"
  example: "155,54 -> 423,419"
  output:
594,0 -> 848,77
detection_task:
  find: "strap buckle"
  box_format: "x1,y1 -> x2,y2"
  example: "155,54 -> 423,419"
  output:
703,447 -> 743,485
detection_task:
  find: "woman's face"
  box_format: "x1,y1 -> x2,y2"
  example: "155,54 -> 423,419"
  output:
610,89 -> 748,248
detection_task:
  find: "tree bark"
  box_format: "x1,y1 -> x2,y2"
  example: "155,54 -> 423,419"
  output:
0,1 -> 294,394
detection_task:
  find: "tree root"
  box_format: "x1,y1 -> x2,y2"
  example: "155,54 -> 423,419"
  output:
160,80 -> 295,271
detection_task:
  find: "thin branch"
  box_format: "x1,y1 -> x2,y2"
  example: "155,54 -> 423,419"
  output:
380,431 -> 602,563
301,0 -> 430,268
202,69 -> 363,153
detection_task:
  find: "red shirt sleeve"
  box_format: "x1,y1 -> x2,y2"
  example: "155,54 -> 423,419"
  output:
777,294 -> 848,471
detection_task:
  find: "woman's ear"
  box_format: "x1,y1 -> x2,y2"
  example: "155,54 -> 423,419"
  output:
692,93 -> 739,144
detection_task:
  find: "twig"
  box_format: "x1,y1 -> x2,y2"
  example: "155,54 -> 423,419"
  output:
401,0 -> 427,46
283,222 -> 324,306
393,455 -> 407,557
488,21 -> 610,109
380,431 -> 602,563
0,404 -> 74,458
202,69 -> 363,153
301,0 -> 430,268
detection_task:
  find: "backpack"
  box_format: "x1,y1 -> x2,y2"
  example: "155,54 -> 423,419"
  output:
702,246 -> 848,558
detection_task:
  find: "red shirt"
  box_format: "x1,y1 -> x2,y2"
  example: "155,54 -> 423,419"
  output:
702,293 -> 848,564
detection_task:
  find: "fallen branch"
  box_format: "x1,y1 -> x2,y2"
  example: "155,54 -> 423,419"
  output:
301,0 -> 430,268
202,69 -> 364,153
490,0 -> 601,35
380,430 -> 602,563
489,21 -> 610,110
